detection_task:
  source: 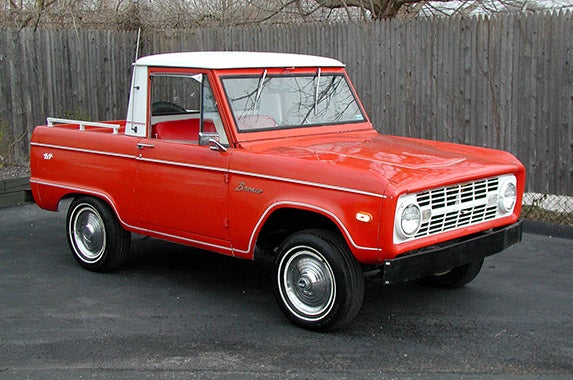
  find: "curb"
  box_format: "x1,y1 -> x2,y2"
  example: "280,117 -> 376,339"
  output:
522,220 -> 573,240
0,176 -> 33,208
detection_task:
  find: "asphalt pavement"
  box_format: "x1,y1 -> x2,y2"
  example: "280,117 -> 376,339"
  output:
1,203 -> 572,379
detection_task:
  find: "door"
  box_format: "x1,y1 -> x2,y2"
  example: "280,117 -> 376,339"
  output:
135,70 -> 232,247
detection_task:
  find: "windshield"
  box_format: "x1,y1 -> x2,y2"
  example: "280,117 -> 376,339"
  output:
221,73 -> 366,132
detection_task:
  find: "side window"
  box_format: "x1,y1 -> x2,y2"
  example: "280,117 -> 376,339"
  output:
202,78 -> 229,145
149,73 -> 228,145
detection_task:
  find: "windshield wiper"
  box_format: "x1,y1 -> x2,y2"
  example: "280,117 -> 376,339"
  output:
255,69 -> 267,105
301,74 -> 339,125
314,68 -> 321,115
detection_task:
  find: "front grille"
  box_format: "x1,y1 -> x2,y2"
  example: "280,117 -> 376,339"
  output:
414,177 -> 499,238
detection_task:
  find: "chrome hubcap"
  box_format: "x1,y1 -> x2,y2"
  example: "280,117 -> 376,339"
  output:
72,205 -> 106,262
281,247 -> 335,319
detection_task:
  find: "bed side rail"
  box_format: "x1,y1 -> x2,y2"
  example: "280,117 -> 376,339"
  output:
47,117 -> 121,135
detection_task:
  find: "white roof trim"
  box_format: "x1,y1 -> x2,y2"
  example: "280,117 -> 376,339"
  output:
135,51 -> 345,69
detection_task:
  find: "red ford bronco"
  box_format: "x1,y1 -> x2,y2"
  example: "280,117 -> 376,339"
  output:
30,52 -> 524,331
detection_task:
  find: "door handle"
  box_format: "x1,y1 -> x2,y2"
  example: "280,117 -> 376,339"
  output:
137,143 -> 155,150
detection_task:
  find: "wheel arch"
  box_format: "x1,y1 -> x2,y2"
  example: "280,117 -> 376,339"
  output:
39,184 -> 128,231
64,191 -> 129,228
252,202 -> 352,260
31,179 -> 122,214
59,189 -> 114,208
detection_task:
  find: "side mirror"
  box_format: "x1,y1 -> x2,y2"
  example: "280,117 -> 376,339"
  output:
199,132 -> 227,152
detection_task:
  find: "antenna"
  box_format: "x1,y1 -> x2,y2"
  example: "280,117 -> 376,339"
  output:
134,27 -> 141,62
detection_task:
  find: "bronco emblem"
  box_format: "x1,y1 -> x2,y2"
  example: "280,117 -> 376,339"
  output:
235,182 -> 263,194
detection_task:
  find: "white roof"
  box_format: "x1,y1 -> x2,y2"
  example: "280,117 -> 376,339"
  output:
135,51 -> 345,69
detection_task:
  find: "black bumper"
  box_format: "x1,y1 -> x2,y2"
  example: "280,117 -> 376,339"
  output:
381,220 -> 523,285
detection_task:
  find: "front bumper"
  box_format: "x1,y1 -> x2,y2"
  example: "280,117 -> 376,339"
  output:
381,220 -> 523,285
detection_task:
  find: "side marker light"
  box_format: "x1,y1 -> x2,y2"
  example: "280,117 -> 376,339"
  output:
356,212 -> 373,223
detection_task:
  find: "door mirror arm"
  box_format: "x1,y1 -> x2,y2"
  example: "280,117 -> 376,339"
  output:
199,132 -> 227,152
208,138 -> 228,152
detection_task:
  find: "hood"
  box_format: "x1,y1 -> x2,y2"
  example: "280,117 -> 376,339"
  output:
243,130 -> 523,195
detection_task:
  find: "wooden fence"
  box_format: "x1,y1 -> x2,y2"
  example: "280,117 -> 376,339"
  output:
0,11 -> 571,196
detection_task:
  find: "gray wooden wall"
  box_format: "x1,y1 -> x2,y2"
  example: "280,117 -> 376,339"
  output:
0,29 -> 136,162
1,11 -> 571,195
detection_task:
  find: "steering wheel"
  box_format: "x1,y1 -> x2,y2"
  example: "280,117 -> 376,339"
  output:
151,101 -> 187,115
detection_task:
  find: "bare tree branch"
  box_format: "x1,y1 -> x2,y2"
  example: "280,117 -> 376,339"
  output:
2,0 -> 572,29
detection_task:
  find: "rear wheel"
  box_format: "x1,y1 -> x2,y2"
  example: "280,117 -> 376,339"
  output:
420,259 -> 484,288
274,229 -> 364,332
66,197 -> 130,272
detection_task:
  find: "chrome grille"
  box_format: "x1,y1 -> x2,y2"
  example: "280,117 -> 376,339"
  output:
414,177 -> 499,238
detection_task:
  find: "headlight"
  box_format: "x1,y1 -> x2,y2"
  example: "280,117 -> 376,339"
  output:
400,204 -> 421,237
498,180 -> 517,213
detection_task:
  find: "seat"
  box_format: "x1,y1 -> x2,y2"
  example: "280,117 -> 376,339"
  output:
152,119 -> 216,140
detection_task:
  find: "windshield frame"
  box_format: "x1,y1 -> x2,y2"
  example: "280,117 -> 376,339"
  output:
219,69 -> 368,134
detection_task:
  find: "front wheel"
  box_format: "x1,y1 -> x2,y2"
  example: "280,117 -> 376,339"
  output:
66,197 -> 131,272
274,229 -> 365,332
